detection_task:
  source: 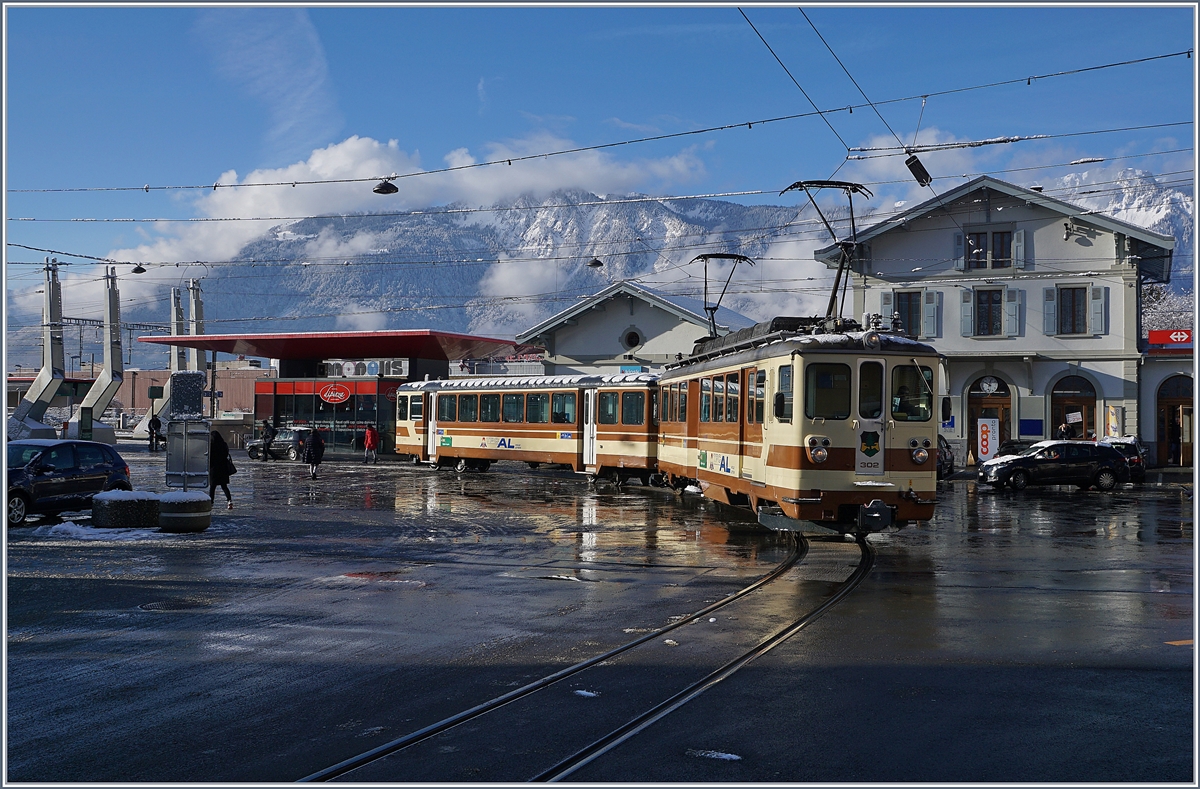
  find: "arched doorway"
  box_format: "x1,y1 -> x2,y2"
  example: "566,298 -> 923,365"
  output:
1156,375 -> 1193,466
1050,375 -> 1096,439
968,375 -> 1011,463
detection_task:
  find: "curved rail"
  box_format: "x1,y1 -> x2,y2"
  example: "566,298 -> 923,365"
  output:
532,535 -> 876,782
299,533 -> 806,782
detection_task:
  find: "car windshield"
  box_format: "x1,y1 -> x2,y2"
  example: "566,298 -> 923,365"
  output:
7,444 -> 44,468
1018,446 -> 1047,457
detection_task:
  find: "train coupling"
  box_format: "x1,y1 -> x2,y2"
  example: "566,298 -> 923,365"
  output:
900,487 -> 936,505
857,499 -> 896,532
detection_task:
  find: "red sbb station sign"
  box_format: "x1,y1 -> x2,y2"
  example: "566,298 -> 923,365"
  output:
1148,329 -> 1193,345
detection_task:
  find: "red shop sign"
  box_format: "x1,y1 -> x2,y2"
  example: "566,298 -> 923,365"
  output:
319,383 -> 352,404
381,384 -> 400,402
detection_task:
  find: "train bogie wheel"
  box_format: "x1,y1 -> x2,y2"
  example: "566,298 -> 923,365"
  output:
454,458 -> 469,473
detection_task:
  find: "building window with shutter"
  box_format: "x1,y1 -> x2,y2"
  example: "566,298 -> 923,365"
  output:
963,227 -> 1018,269
967,232 -> 989,269
975,289 -> 1004,336
992,231 -> 1012,268
1058,286 -> 1088,334
895,291 -> 922,336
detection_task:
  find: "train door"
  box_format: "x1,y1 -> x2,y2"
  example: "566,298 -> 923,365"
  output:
855,359 -> 886,475
743,367 -> 763,481
425,393 -> 439,462
685,379 -> 700,475
583,389 -> 598,468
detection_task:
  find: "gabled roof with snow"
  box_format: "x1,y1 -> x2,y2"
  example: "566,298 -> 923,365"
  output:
515,280 -> 756,343
814,175 -> 1176,265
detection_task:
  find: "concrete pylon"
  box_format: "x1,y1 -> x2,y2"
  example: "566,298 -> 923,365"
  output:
67,267 -> 123,443
7,259 -> 65,439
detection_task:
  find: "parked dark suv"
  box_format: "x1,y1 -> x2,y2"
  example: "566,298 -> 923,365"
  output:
246,427 -> 311,461
977,440 -> 1130,491
1099,436 -> 1149,483
7,439 -> 132,525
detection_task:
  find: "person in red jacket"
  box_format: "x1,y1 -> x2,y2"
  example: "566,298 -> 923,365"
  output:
363,424 -> 380,464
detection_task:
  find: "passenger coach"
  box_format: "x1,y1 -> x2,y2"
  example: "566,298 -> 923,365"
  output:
657,317 -> 941,533
394,374 -> 658,483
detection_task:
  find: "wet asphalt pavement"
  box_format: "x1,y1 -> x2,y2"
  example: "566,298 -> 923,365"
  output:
5,440 -> 1193,782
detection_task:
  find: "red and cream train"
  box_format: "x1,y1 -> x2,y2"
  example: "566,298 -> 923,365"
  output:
393,316 -> 941,535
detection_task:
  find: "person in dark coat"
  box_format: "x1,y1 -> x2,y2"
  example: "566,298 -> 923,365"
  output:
209,430 -> 234,508
1056,422 -> 1073,440
302,430 -> 325,479
261,419 -> 278,461
148,412 -> 162,452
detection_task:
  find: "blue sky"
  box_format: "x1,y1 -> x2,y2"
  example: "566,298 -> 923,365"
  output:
4,4 -> 1196,333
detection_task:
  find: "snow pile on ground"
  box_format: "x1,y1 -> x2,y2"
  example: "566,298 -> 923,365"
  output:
31,521 -> 162,541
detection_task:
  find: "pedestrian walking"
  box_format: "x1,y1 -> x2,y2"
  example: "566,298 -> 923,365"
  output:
148,412 -> 162,452
302,429 -> 325,479
261,419 -> 277,461
364,425 -> 380,464
208,430 -> 235,509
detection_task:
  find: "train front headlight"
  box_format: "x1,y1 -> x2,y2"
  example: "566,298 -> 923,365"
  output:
911,447 -> 930,464
810,446 -> 829,463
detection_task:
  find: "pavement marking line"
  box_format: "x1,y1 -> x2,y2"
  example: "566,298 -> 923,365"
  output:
1164,639 -> 1193,646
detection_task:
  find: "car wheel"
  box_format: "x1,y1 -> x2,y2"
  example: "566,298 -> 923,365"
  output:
7,493 -> 29,526
287,447 -> 299,461
248,448 -> 260,460
1009,470 -> 1029,491
1095,469 -> 1117,491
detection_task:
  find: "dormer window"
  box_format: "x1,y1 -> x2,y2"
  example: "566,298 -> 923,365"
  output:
956,227 -> 1024,270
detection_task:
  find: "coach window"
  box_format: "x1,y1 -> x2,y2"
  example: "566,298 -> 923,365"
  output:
700,378 -> 712,422
726,373 -> 739,422
480,394 -> 500,422
551,392 -> 576,424
396,395 -> 409,421
598,391 -> 620,424
754,369 -> 766,423
678,383 -> 688,422
623,391 -> 646,425
526,393 -> 550,423
775,364 -> 794,422
713,376 -> 725,422
805,363 -> 851,419
503,394 -> 524,422
438,394 -> 457,422
891,366 -> 933,421
410,395 -> 424,420
458,394 -> 478,422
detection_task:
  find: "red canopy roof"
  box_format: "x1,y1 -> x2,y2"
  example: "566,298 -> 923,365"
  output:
138,330 -> 525,361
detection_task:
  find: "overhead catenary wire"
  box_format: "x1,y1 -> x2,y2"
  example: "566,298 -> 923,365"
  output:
6,49 -> 1190,195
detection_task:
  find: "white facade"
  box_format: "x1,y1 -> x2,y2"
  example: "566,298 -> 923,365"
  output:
816,176 -> 1184,465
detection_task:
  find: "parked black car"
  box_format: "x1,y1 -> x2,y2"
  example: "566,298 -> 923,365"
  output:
977,440 -> 1130,491
246,427 -> 311,461
937,434 -> 955,480
7,439 -> 132,525
1099,436 -> 1149,483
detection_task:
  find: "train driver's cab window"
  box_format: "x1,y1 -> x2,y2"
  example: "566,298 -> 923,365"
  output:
774,365 -> 793,422
458,394 -> 478,422
622,391 -> 646,425
598,392 -> 620,424
551,392 -> 576,424
890,366 -> 933,421
438,395 -> 457,422
526,393 -> 549,423
804,363 -> 851,419
397,395 -> 409,421
410,395 -> 424,421
859,362 -> 883,419
480,394 -> 500,422
502,394 -> 524,423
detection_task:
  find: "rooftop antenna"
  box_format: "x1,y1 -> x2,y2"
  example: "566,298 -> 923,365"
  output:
779,180 -> 873,325
689,253 -> 756,340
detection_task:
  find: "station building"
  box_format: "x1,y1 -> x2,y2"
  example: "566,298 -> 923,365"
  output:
816,175 -> 1191,466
